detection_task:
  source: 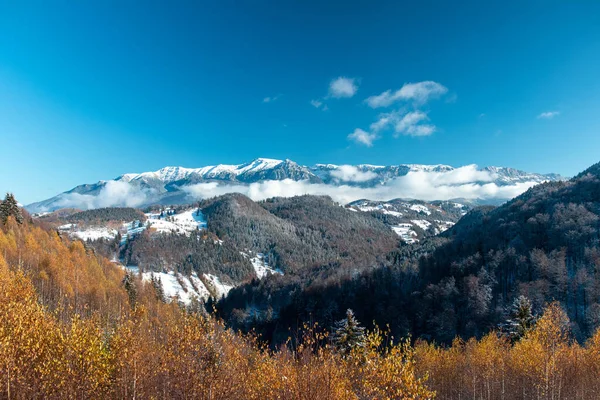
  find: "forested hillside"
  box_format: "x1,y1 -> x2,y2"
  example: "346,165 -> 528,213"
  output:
219,162 -> 600,345
4,156 -> 600,399
0,195 -> 435,399
115,194 -> 399,288
5,206 -> 600,398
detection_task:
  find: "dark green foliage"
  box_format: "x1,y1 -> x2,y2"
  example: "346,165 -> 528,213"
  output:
219,162 -> 600,345
500,295 -> 536,342
122,271 -> 137,308
332,309 -> 366,356
66,207 -> 146,223
123,230 -> 254,284
202,194 -> 398,274
150,275 -> 166,303
0,193 -> 24,224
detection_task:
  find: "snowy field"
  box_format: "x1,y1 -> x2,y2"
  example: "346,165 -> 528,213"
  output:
392,223 -> 419,244
241,252 -> 283,279
123,266 -> 232,304
145,209 -> 207,235
59,224 -> 119,241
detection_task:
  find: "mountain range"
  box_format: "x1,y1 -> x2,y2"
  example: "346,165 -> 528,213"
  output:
26,158 -> 564,212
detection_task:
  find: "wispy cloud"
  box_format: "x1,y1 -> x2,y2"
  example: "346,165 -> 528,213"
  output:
263,94 -> 281,103
395,111 -> 436,137
366,110 -> 436,140
310,99 -> 329,111
348,128 -> 378,147
365,81 -> 448,108
328,77 -> 358,98
537,111 -> 560,119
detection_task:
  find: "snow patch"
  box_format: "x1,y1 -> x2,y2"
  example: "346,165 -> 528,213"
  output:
411,219 -> 432,231
391,224 -> 418,244
242,252 -> 283,279
409,204 -> 431,215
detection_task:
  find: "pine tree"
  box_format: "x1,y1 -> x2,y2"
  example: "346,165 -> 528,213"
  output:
501,295 -> 536,342
0,193 -> 24,225
151,275 -> 166,302
332,309 -> 366,356
122,272 -> 137,308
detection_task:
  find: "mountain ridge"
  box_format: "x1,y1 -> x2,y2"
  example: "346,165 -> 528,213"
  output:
27,157 -> 565,213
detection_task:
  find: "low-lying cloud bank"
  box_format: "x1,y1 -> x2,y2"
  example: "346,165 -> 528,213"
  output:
53,181 -> 157,210
182,174 -> 536,205
39,165 -> 542,211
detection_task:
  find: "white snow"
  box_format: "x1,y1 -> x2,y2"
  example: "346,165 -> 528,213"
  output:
70,227 -> 118,241
203,274 -> 233,298
142,270 -> 211,304
391,224 -> 419,244
409,204 -> 431,215
411,219 -> 432,231
434,220 -> 455,233
123,266 -> 228,305
58,223 -> 75,230
242,252 -> 283,279
145,209 -> 206,235
120,158 -> 284,183
382,209 -> 403,217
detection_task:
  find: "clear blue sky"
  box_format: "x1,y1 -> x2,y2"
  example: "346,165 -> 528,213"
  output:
1,0 -> 599,204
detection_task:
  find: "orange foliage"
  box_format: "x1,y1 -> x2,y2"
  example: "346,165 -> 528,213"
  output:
6,218 -> 600,399
0,220 -> 434,399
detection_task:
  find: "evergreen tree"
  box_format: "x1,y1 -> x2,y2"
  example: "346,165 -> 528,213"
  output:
501,295 -> 536,342
122,272 -> 137,308
332,309 -> 366,356
0,193 -> 24,225
151,275 -> 166,303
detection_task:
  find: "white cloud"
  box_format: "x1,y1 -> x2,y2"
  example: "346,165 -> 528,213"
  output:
53,181 -> 155,210
395,110 -> 436,137
537,111 -> 560,119
263,95 -> 281,103
365,81 -> 448,108
330,165 -> 378,182
328,77 -> 358,98
41,166 -> 541,212
395,111 -> 428,133
367,110 -> 437,138
370,110 -> 402,132
348,128 -> 378,147
181,166 -> 538,204
310,99 -> 323,108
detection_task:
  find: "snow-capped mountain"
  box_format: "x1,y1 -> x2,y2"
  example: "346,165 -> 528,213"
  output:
26,158 -> 564,212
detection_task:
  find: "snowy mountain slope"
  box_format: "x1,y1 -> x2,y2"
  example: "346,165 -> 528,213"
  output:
26,158 -> 564,212
347,198 -> 471,243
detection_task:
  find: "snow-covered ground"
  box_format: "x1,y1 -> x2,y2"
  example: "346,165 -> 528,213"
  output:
122,266 -> 231,304
392,223 -> 419,244
354,202 -> 403,217
434,220 -> 455,234
73,227 -> 118,241
411,219 -> 432,231
242,252 -> 283,279
202,274 -> 233,298
145,209 -> 207,235
408,204 -> 432,215
59,223 -> 119,241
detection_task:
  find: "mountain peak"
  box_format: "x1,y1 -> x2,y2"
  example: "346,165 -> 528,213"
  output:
26,158 -> 566,213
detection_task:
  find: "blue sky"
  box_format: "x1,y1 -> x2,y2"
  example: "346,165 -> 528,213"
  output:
1,1 -> 600,204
